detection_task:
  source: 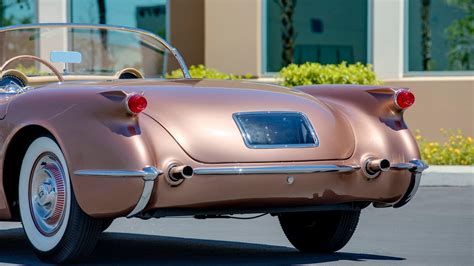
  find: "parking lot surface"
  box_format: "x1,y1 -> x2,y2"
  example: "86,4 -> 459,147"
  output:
0,186 -> 472,265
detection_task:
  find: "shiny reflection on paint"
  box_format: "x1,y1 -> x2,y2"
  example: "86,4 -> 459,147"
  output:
134,135 -> 150,163
208,128 -> 234,138
399,129 -> 420,159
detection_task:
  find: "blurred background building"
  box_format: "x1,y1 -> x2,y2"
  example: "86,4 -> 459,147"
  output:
0,0 -> 473,139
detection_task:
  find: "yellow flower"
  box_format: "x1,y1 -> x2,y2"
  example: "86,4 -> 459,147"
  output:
417,129 -> 474,165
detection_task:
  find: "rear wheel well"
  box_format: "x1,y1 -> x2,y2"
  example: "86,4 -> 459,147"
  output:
3,125 -> 53,220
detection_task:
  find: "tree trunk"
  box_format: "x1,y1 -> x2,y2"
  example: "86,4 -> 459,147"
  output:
97,0 -> 106,25
421,0 -> 431,70
275,0 -> 297,69
1,0 -> 5,26
97,0 -> 108,67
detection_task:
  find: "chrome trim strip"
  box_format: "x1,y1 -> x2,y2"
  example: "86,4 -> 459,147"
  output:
194,165 -> 360,175
391,160 -> 429,172
0,23 -> 191,79
232,111 -> 320,149
410,159 -> 429,173
194,160 -> 427,176
74,167 -> 162,180
390,162 -> 415,170
0,90 -> 18,95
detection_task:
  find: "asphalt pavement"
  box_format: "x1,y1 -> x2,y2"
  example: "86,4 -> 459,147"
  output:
0,186 -> 472,265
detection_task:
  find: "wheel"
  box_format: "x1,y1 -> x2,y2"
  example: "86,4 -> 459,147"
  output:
19,136 -> 103,263
279,210 -> 360,253
101,218 -> 114,232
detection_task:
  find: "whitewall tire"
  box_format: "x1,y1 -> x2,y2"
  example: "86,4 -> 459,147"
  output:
19,136 -> 103,263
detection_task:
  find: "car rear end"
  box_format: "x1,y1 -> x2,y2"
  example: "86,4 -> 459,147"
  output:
134,81 -> 427,217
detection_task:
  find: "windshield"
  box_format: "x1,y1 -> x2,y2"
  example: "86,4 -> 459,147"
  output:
0,24 -> 189,78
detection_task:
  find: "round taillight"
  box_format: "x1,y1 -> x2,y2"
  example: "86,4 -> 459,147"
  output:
127,94 -> 147,115
395,89 -> 415,110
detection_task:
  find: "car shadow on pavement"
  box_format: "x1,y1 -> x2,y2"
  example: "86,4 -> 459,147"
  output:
0,228 -> 405,265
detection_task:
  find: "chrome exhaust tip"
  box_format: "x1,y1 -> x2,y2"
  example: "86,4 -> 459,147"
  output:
363,158 -> 391,179
168,165 -> 194,182
367,159 -> 391,173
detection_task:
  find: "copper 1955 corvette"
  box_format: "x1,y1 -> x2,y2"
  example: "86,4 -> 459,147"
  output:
0,24 -> 427,263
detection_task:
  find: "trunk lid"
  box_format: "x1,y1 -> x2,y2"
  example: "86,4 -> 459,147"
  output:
136,79 -> 355,163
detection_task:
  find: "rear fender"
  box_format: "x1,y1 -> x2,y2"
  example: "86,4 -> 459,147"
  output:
295,85 -> 406,123
294,85 -> 421,165
1,87 -> 157,218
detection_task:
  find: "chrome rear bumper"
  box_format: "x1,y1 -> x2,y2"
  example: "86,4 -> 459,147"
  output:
74,159 -> 427,217
193,160 -> 427,208
193,164 -> 360,175
193,160 -> 428,176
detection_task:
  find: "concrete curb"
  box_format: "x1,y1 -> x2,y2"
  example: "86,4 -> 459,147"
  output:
420,166 -> 473,187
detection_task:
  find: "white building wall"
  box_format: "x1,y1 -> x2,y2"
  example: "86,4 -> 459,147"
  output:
372,0 -> 405,79
205,0 -> 262,76
37,0 -> 68,23
37,0 -> 69,71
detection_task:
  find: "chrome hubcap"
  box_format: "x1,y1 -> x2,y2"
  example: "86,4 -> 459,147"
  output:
29,153 -> 67,236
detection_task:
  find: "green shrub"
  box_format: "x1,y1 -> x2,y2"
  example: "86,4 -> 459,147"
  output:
278,62 -> 381,87
416,129 -> 474,165
167,64 -> 251,80
15,64 -> 49,76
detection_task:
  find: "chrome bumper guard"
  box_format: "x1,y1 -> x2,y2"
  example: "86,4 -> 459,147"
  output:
391,159 -> 428,208
74,167 -> 162,217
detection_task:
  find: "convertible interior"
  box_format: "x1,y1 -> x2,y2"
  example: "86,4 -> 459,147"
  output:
0,54 -> 146,95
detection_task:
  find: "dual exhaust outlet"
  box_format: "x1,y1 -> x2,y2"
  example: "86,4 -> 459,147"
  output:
363,158 -> 391,179
165,158 -> 391,185
167,164 -> 194,184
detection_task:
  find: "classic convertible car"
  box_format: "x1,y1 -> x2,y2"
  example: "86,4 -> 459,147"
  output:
0,24 -> 427,263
